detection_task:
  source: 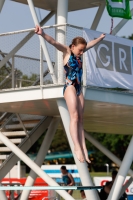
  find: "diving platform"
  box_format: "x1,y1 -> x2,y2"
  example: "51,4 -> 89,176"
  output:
0,85 -> 133,135
0,0 -> 133,200
12,0 -> 105,11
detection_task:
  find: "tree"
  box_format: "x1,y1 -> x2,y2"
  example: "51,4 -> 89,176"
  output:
85,133 -> 132,171
128,34 -> 133,40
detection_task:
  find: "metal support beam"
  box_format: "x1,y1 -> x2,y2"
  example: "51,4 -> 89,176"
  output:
119,177 -> 133,199
0,185 -> 103,191
40,45 -> 43,85
0,113 -> 15,130
82,54 -> 87,97
27,0 -> 57,84
108,136 -> 133,200
0,0 -> 5,12
0,112 -> 9,123
12,56 -> 15,88
85,132 -> 133,199
20,117 -> 60,200
0,131 -> 75,200
91,3 -> 105,30
112,8 -> 133,35
0,117 -> 52,180
0,72 -> 12,87
57,99 -> 100,200
0,11 -> 55,69
17,160 -> 21,179
0,51 -> 12,70
56,0 -> 68,83
85,131 -> 133,177
16,113 -> 28,137
0,185 -> 7,200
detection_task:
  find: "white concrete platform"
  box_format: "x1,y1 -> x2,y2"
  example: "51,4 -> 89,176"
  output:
12,0 -> 104,11
0,85 -> 133,135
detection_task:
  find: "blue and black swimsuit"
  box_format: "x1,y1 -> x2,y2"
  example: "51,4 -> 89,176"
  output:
63,52 -> 82,96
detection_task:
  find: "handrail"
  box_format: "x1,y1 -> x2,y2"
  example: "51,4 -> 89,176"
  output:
0,23 -> 83,36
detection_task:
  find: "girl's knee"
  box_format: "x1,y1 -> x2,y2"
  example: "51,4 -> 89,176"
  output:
70,112 -> 83,124
71,112 -> 79,122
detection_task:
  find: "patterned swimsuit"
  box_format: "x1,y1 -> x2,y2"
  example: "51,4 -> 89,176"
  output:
63,52 -> 82,96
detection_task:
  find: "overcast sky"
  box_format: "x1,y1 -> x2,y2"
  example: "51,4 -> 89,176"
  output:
0,0 -> 133,37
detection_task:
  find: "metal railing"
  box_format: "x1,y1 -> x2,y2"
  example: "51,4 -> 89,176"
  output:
0,24 -> 83,90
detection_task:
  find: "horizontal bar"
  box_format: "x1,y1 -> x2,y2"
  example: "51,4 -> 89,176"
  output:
0,23 -> 83,37
0,51 -> 55,64
0,186 -> 103,191
0,23 -> 67,36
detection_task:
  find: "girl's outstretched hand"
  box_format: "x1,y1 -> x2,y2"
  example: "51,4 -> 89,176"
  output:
35,25 -> 43,35
100,33 -> 106,40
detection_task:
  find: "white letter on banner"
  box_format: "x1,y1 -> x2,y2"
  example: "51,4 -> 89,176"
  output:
119,48 -> 128,71
108,0 -> 126,9
97,44 -> 110,67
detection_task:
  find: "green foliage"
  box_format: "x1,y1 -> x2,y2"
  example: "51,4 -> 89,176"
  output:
128,34 -> 133,40
85,133 -> 132,171
50,129 -> 70,152
0,65 -> 38,89
26,127 -> 132,170
0,66 -> 11,89
21,73 -> 38,87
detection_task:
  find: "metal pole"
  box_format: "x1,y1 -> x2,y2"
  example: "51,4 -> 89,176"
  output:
16,113 -> 28,137
0,11 -> 55,69
17,160 -> 21,179
55,12 -> 58,79
0,117 -> 52,180
91,3 -> 105,30
56,0 -> 68,84
40,44 -> 43,85
84,131 -> 133,177
0,0 -> 5,12
19,80 -> 22,88
12,56 -> 15,88
112,8 -> 133,35
107,136 -> 133,200
82,54 -> 87,97
57,99 -> 100,200
27,0 -> 57,84
0,72 -> 12,87
0,185 -> 7,200
105,164 -> 109,175
119,177 -> 133,199
20,117 -> 60,200
0,132 -> 75,200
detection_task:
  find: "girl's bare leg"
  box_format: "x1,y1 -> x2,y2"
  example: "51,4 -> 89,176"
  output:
64,86 -> 84,162
77,93 -> 91,163
68,190 -> 73,196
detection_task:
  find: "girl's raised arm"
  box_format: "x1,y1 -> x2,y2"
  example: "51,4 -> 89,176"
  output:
35,25 -> 68,53
84,33 -> 105,52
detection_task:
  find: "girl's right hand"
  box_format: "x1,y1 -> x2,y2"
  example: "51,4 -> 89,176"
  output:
35,25 -> 43,35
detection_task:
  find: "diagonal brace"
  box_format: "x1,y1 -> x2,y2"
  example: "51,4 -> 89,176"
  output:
27,0 -> 57,84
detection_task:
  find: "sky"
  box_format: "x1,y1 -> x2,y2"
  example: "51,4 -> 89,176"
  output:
0,0 -> 133,38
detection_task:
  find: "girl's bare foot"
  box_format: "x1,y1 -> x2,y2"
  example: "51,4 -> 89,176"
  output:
83,147 -> 91,163
74,146 -> 85,162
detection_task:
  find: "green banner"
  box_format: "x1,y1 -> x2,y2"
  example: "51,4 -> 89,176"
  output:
106,0 -> 132,19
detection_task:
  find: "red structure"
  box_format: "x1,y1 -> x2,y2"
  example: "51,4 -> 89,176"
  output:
1,178 -> 50,200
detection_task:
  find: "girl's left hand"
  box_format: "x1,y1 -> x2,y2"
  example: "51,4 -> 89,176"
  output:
100,33 -> 106,40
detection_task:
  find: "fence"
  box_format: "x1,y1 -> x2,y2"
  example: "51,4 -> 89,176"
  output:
0,24 -> 83,90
